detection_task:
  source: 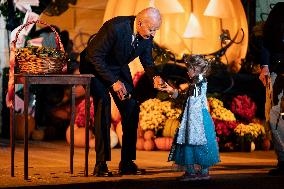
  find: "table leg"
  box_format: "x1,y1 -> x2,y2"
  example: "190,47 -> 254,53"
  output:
24,80 -> 29,180
85,84 -> 90,176
70,85 -> 76,174
10,93 -> 15,177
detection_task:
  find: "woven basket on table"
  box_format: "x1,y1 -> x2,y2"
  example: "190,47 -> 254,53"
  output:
6,20 -> 68,108
13,20 -> 68,74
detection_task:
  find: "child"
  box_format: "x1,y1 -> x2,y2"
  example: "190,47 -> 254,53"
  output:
159,55 -> 220,181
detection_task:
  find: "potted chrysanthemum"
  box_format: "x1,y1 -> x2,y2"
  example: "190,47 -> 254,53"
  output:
234,122 -> 265,152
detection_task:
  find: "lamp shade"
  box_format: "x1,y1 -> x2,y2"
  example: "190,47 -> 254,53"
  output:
134,0 -> 184,14
183,13 -> 203,38
203,0 -> 234,18
156,0 -> 184,14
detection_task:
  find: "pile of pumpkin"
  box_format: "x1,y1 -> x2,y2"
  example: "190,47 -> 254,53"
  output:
110,97 -> 182,151
135,118 -> 180,151
128,98 -> 182,151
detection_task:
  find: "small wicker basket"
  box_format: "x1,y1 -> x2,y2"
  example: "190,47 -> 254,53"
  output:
12,20 -> 67,74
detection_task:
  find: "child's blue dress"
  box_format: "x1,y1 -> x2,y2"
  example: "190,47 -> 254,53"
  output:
168,80 -> 220,169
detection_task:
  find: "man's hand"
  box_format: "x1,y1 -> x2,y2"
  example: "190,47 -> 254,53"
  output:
112,80 -> 128,100
156,81 -> 171,92
158,82 -> 178,98
259,66 -> 270,86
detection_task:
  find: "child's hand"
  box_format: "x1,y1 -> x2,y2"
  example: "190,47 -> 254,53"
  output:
179,83 -> 189,90
157,82 -> 174,94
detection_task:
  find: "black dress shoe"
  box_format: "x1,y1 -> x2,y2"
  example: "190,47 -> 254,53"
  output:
93,161 -> 113,177
119,161 -> 146,175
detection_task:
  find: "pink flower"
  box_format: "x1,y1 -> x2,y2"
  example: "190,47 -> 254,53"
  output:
75,97 -> 94,127
230,95 -> 257,121
213,119 -> 238,144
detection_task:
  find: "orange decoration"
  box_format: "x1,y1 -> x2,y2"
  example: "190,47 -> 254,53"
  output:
15,114 -> 35,140
143,139 -> 155,151
144,130 -> 155,140
115,121 -> 123,147
163,119 -> 179,138
136,137 -> 145,151
137,124 -> 144,138
154,137 -> 173,151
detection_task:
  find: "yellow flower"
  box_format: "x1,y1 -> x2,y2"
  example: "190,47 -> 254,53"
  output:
234,122 -> 265,141
208,97 -> 224,109
139,98 -> 182,132
211,107 -> 236,121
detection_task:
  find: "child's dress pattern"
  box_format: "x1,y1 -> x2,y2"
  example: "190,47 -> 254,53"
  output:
168,79 -> 220,169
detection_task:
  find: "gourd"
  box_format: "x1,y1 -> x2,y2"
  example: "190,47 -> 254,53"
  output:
162,119 -> 179,138
31,129 -> 45,141
262,138 -> 271,151
144,130 -> 155,140
15,114 -> 35,140
111,94 -> 121,124
143,139 -> 155,151
115,121 -> 123,146
116,122 -> 148,148
137,124 -> 144,138
136,137 -> 145,150
65,124 -> 95,148
110,128 -> 118,148
154,137 -> 173,151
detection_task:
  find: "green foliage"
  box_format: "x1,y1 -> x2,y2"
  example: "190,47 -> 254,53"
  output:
0,1 -> 25,24
0,1 -> 8,18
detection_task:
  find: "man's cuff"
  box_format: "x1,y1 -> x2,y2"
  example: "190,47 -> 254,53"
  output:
110,80 -> 119,88
169,89 -> 178,99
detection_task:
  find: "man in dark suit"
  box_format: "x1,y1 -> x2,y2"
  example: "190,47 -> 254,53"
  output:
79,7 -> 163,176
259,2 -> 284,176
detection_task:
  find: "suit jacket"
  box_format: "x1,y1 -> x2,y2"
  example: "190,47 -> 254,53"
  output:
80,16 -> 156,87
261,2 -> 284,73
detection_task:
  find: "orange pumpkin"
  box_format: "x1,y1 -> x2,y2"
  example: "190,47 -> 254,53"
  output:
111,94 -> 121,124
15,114 -> 35,140
115,121 -> 123,147
228,58 -> 242,73
163,119 -> 179,138
154,137 -> 173,151
75,84 -> 86,98
137,124 -> 144,138
262,138 -> 271,151
65,124 -> 95,148
143,139 -> 155,151
144,130 -> 155,140
116,122 -> 144,147
110,128 -> 118,148
251,118 -> 262,124
136,137 -> 145,151
31,129 -> 45,141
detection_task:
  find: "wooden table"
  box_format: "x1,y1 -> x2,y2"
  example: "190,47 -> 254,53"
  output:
10,74 -> 93,180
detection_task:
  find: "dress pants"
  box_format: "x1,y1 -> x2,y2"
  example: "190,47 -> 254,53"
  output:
90,77 -> 139,162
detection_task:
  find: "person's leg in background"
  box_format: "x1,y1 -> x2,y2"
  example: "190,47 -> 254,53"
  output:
269,73 -> 284,175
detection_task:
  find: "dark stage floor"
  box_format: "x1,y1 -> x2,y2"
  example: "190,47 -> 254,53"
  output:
0,139 -> 283,189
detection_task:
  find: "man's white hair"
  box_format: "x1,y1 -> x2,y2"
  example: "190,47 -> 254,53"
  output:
137,7 -> 161,24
